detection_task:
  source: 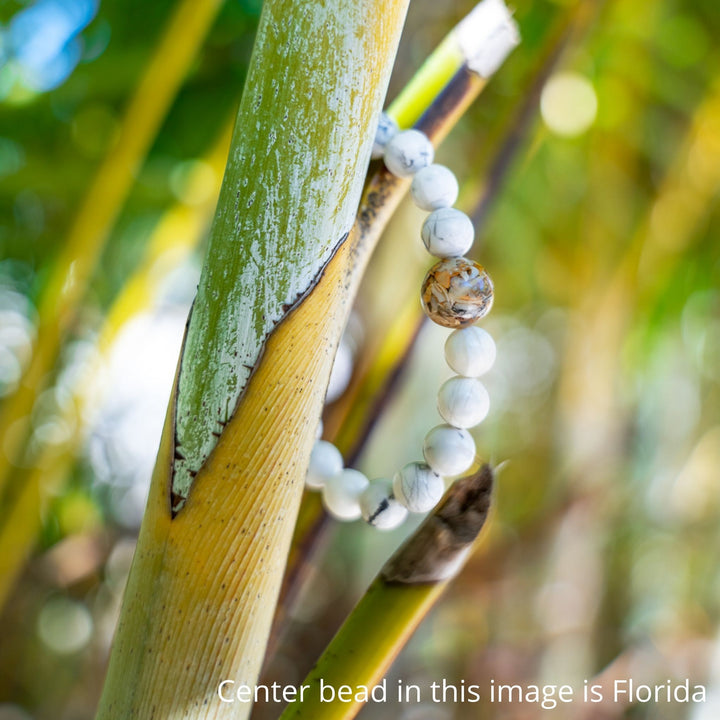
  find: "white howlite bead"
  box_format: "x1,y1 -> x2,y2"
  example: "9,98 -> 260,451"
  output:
421,207 -> 475,258
393,462 -> 444,513
371,113 -> 399,159
383,130 -> 434,177
306,440 -> 343,489
322,468 -> 369,521
315,419 -> 324,440
423,424 -> 476,477
410,164 -> 459,211
360,478 -> 408,530
437,376 -> 490,428
444,326 -> 496,376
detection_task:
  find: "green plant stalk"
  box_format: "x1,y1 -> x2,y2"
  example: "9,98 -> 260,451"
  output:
388,33 -> 464,128
171,0 -> 415,508
279,467 -> 495,720
0,0 -> 225,501
96,1 -> 412,717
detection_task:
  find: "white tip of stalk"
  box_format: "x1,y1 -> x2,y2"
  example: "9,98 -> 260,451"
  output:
455,0 -> 520,78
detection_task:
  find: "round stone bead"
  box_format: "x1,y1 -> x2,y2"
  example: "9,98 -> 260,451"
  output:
423,424 -> 475,477
306,440 -> 343,489
421,257 -> 494,329
410,164 -> 459,211
371,113 -> 399,159
360,478 -> 408,530
393,462 -> 445,513
421,208 -> 474,258
437,376 -> 490,428
444,326 -> 496,377
322,468 -> 369,521
383,130 -> 434,177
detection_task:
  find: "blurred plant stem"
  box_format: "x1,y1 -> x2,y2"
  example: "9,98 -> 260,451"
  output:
97,120 -> 234,349
96,1 -> 412,717
279,467 -> 494,720
558,74 -> 720,481
472,0 -> 604,231
555,61 -> 720,684
0,0 -> 226,502
0,120 -> 233,612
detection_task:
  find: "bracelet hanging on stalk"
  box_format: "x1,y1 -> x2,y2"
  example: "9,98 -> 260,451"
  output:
305,114 -> 497,531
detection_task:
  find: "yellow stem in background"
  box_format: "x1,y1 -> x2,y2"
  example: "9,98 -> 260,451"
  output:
558,75 -> 720,480
279,469 -> 494,720
0,120 -> 233,611
330,296 -> 422,454
281,580 -> 445,720
388,34 -> 465,129
0,0 -> 226,500
98,119 -> 234,350
0,453 -> 72,610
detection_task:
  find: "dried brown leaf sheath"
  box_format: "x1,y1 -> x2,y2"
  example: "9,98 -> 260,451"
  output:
382,464 -> 494,585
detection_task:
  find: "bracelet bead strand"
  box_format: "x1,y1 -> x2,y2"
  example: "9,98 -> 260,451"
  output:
305,113 -> 497,531
421,207 -> 475,258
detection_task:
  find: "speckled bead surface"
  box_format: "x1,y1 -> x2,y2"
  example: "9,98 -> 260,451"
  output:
393,462 -> 444,513
444,326 -> 496,376
372,113 -> 399,159
360,478 -> 408,530
410,164 -> 459,211
383,129 -> 434,177
322,468 -> 369,521
437,376 -> 490,428
423,424 -> 476,477
421,257 -> 494,328
421,208 -> 475,258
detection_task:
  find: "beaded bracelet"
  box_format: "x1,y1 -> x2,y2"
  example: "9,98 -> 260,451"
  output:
305,113 -> 496,531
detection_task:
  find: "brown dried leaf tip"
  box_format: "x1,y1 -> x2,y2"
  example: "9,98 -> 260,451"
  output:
382,464 -> 495,585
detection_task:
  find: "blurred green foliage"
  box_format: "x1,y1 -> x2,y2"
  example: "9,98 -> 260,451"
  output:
1,0 -> 719,718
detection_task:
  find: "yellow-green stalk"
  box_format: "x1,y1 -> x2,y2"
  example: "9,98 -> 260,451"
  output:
96,2 -> 413,717
280,467 -> 495,720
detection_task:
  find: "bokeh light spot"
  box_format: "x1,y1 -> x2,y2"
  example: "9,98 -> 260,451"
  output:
37,596 -> 93,654
169,159 -> 218,206
541,72 -> 598,138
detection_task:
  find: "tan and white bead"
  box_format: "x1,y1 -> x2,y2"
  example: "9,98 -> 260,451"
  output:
421,257 -> 494,329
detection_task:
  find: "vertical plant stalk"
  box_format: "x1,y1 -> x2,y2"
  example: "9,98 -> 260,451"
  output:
0,0 -> 225,499
268,304 -> 424,660
97,1 -> 411,718
0,120 -> 233,611
279,466 -> 495,720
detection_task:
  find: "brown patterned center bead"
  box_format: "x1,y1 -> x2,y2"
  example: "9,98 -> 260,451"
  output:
421,257 -> 494,328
